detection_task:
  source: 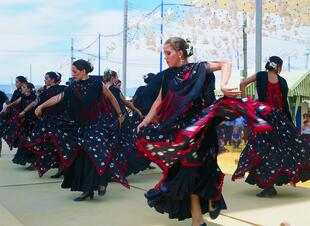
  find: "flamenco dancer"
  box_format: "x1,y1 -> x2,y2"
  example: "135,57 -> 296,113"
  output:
132,73 -> 156,116
34,59 -> 129,201
103,69 -> 152,176
0,90 -> 9,156
0,76 -> 28,148
235,56 -> 310,197
135,37 -> 271,226
10,76 -> 28,103
23,72 -> 67,178
2,82 -> 37,167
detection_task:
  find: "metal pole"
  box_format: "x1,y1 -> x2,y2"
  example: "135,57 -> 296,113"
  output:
29,64 -> 32,82
305,48 -> 310,70
70,38 -> 74,76
255,0 -> 262,73
288,56 -> 291,72
122,0 -> 128,96
98,33 -> 101,76
160,0 -> 164,72
237,51 -> 240,70
242,12 -> 248,79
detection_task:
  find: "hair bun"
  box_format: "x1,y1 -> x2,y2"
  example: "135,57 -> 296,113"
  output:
185,38 -> 194,57
88,64 -> 94,73
73,59 -> 93,74
264,56 -> 283,71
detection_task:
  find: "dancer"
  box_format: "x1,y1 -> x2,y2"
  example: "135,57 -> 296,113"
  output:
23,72 -> 66,177
0,90 -> 9,112
132,73 -> 156,116
234,56 -> 310,197
10,76 -> 28,103
302,114 -> 310,139
135,37 -> 268,226
132,73 -> 163,117
114,79 -> 122,90
0,90 -> 9,157
34,59 -> 129,201
3,82 -> 37,167
104,69 -> 150,176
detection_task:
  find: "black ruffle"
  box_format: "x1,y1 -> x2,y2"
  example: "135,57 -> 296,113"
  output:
145,164 -> 226,221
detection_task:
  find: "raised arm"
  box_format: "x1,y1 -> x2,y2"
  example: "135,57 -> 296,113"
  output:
206,61 -> 241,97
240,74 -> 257,98
4,97 -> 21,111
102,84 -> 124,124
35,93 -> 63,118
120,93 -> 143,117
19,99 -> 39,117
137,88 -> 162,132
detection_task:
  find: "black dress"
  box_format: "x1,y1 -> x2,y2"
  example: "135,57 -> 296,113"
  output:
132,73 -> 163,116
109,86 -> 150,176
24,85 -> 68,176
136,62 -> 271,220
233,71 -> 310,188
25,78 -> 128,193
12,93 -> 38,165
0,89 -> 23,149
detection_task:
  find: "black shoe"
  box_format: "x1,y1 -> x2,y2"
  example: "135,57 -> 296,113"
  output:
256,186 -> 277,198
50,171 -> 64,178
25,165 -> 36,171
74,192 -> 94,202
209,201 -> 221,220
200,223 -> 207,226
98,187 -> 107,196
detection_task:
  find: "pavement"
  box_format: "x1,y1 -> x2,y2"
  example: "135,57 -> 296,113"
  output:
0,141 -> 309,226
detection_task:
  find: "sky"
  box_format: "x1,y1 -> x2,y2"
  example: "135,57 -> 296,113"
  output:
0,0 -> 309,92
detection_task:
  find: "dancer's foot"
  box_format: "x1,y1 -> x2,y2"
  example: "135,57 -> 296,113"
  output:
50,170 -> 64,178
98,186 -> 107,196
191,220 -> 206,226
74,192 -> 94,201
209,200 -> 221,220
25,165 -> 36,171
256,186 -> 277,198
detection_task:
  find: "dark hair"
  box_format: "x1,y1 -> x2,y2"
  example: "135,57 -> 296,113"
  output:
73,59 -> 94,73
16,76 -> 28,84
143,73 -> 156,84
103,69 -> 117,83
46,71 -> 62,83
265,56 -> 283,71
23,82 -> 35,91
164,37 -> 194,58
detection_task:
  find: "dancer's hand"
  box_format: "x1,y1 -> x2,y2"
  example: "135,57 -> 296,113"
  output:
137,120 -> 149,133
19,111 -> 25,118
1,105 -> 9,114
221,86 -> 241,98
138,110 -> 144,118
118,114 -> 124,126
35,106 -> 42,118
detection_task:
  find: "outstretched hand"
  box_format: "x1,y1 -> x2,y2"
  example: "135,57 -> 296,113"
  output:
221,86 -> 241,98
137,120 -> 149,133
35,106 -> 42,118
118,115 -> 124,126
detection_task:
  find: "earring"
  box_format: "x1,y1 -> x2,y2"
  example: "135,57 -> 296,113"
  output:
179,56 -> 184,65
